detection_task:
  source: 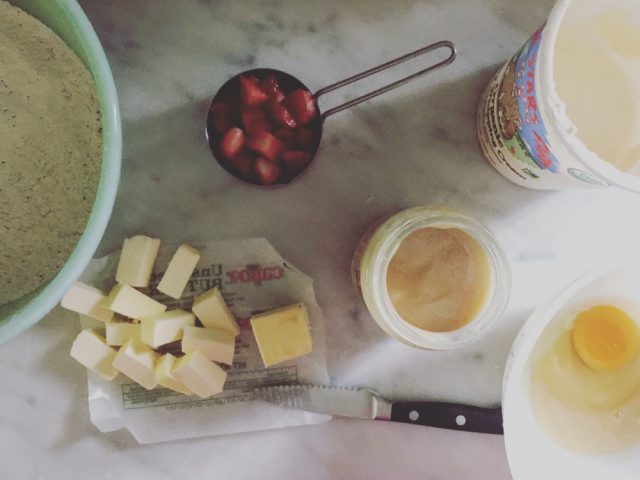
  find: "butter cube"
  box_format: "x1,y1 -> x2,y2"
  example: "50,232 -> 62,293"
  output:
173,350 -> 227,398
157,244 -> 201,299
191,288 -> 240,336
61,282 -> 113,322
140,309 -> 195,348
104,283 -> 166,319
181,326 -> 235,365
250,303 -> 312,367
112,338 -> 158,390
115,235 -> 161,288
106,322 -> 141,346
79,314 -> 106,334
155,353 -> 192,396
70,330 -> 118,381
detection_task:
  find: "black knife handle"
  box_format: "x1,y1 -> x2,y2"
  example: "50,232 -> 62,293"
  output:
389,401 -> 503,435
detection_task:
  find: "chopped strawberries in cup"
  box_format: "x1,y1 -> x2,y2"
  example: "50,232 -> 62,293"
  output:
209,70 -> 321,185
209,102 -> 233,134
261,74 -> 286,103
220,127 -> 245,159
282,150 -> 311,174
242,107 -> 270,134
268,99 -> 297,129
239,75 -> 268,106
247,130 -> 284,162
284,89 -> 317,126
254,157 -> 281,185
228,149 -> 253,178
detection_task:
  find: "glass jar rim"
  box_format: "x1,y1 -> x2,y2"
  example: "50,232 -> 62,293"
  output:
359,206 -> 511,350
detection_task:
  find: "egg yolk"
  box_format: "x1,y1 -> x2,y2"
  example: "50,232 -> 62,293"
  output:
571,305 -> 640,371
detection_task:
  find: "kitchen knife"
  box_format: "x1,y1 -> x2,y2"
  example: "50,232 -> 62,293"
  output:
254,384 -> 503,435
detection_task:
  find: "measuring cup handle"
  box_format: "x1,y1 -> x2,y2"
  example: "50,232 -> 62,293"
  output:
314,40 -> 456,122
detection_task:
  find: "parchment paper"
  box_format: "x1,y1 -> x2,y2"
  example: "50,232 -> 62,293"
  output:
72,238 -> 329,444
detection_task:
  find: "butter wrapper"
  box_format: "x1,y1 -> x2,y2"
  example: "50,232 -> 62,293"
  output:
74,238 -> 329,444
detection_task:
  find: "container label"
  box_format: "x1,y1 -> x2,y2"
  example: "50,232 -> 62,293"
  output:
479,28 -> 562,181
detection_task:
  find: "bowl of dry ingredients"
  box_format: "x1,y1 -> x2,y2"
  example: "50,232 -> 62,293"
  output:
0,0 -> 121,343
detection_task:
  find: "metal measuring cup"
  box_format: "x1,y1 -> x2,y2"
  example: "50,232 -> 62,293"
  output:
206,40 -> 456,186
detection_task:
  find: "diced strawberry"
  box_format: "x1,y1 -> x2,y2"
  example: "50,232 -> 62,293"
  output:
294,127 -> 314,149
282,150 -> 311,175
210,102 -> 233,134
261,74 -> 285,103
254,157 -> 281,185
268,98 -> 297,129
284,89 -> 317,126
246,130 -> 284,161
274,128 -> 295,147
240,75 -> 268,106
228,149 -> 253,178
220,127 -> 245,159
242,107 -> 270,134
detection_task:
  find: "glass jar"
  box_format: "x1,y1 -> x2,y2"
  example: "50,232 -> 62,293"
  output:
352,206 -> 511,349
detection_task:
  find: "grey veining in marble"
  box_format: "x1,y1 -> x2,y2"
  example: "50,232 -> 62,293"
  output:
3,0 -> 639,479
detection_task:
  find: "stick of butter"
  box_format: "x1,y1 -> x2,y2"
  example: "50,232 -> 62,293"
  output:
112,338 -> 158,390
140,309 -> 195,348
106,322 -> 141,347
70,330 -> 118,381
181,326 -> 235,365
173,350 -> 227,398
155,353 -> 192,396
250,303 -> 312,367
61,282 -> 114,322
191,288 -> 240,336
115,235 -> 161,288
157,244 -> 201,299
104,283 -> 167,319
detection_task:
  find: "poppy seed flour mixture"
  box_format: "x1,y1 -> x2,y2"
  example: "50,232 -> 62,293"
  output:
0,1 -> 102,305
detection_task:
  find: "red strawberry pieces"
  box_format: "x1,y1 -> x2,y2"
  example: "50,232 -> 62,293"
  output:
242,107 -> 270,134
220,127 -> 245,159
210,102 -> 233,134
212,71 -> 320,185
254,157 -> 281,185
282,150 -> 311,174
261,74 -> 285,103
284,89 -> 317,126
240,75 -> 268,106
267,98 -> 297,129
247,130 -> 284,162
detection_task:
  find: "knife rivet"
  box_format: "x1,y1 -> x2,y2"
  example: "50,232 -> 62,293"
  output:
409,410 -> 419,421
456,415 -> 467,426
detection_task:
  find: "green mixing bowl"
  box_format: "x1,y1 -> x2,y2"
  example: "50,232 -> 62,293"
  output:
0,0 -> 121,343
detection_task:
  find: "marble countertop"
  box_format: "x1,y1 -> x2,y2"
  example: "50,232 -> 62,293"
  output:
3,0 -> 640,478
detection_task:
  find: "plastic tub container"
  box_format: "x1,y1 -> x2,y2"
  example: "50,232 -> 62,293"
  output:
352,207 -> 511,349
0,0 -> 122,344
503,264 -> 640,480
478,0 -> 640,191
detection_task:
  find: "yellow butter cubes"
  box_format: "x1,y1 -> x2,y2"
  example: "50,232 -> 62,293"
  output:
173,350 -> 227,398
104,283 -> 166,319
140,309 -> 195,348
250,303 -> 312,367
106,322 -> 141,347
61,282 -> 113,322
112,338 -> 158,390
115,235 -> 161,288
182,326 -> 235,365
70,330 -> 118,381
155,353 -> 193,396
192,288 -> 240,336
157,244 -> 201,299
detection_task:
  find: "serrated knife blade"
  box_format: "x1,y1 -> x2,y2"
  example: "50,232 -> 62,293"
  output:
254,384 -> 503,435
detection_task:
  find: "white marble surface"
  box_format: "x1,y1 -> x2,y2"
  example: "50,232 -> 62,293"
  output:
3,0 -> 640,478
